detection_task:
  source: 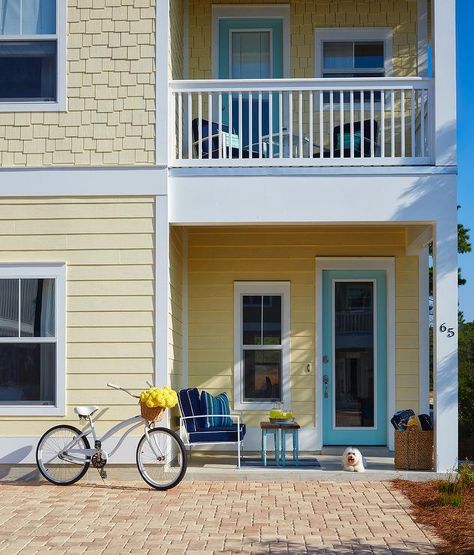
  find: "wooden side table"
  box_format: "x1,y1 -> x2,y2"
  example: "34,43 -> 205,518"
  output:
260,422 -> 300,466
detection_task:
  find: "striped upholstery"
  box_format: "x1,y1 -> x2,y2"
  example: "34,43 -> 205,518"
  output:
178,388 -> 202,433
200,391 -> 233,429
188,424 -> 246,444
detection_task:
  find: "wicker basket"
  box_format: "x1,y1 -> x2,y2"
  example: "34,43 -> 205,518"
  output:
394,428 -> 434,470
140,402 -> 165,422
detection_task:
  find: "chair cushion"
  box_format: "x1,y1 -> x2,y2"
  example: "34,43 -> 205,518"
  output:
188,423 -> 246,444
200,391 -> 233,428
178,388 -> 202,433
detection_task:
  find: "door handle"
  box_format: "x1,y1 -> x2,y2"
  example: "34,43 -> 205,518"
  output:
323,355 -> 329,364
323,375 -> 329,399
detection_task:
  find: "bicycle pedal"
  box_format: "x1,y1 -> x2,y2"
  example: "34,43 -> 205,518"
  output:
99,470 -> 107,479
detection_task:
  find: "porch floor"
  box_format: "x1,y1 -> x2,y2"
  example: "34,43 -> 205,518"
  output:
1,451 -> 443,484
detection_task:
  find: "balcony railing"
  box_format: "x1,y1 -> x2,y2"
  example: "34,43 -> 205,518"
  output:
170,78 -> 433,167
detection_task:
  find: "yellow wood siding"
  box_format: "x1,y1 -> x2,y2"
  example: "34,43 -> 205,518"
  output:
187,225 -> 420,428
0,0 -> 155,168
188,0 -> 419,79
0,197 -> 155,435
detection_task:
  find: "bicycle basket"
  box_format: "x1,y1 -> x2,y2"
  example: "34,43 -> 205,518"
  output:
139,401 -> 165,422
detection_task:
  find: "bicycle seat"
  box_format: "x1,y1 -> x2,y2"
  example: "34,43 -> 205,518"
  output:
74,406 -> 99,417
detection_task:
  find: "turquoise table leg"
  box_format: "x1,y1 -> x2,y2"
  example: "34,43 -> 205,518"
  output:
281,430 -> 286,466
274,430 -> 280,465
262,430 -> 267,467
293,429 -> 299,465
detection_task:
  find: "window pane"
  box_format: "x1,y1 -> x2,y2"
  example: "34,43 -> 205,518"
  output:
263,295 -> 281,345
0,41 -> 56,100
243,350 -> 281,401
231,31 -> 271,79
0,343 -> 56,404
21,279 -> 55,337
242,295 -> 262,345
0,0 -> 20,35
0,279 -> 19,337
323,42 -> 353,70
334,282 -> 374,428
22,0 -> 56,35
354,42 -> 384,69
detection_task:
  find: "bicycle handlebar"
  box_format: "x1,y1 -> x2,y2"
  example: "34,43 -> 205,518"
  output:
107,383 -> 139,399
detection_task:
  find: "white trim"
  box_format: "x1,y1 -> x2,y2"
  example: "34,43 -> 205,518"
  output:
211,4 -> 291,79
0,167 -> 168,197
182,228 -> 189,389
155,0 -> 170,165
0,263 -> 66,417
314,27 -> 394,78
315,258 -> 396,450
155,198 -> 170,426
233,281 -> 291,411
330,278 -> 378,431
0,0 -> 67,112
419,247 -> 430,413
417,0 -> 429,77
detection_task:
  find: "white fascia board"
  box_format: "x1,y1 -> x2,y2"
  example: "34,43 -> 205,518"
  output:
0,166 -> 168,197
169,172 -> 457,226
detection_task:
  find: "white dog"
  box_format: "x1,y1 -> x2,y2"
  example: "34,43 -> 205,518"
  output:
342,447 -> 366,472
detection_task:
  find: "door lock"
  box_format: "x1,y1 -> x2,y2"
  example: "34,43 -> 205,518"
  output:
323,375 -> 329,399
323,355 -> 329,364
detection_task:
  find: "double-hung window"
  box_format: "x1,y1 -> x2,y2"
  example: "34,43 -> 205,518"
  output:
0,0 -> 65,110
0,264 -> 65,415
234,282 -> 290,410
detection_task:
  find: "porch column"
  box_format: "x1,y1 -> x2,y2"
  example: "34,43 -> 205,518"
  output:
432,0 -> 457,167
433,216 -> 458,472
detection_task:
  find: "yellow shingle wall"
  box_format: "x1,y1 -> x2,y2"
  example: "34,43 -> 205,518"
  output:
0,0 -> 156,168
0,197 -> 156,435
187,225 -> 420,428
188,0 -> 418,79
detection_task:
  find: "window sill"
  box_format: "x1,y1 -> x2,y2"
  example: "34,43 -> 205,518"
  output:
234,401 -> 286,412
0,405 -> 65,417
0,100 -> 66,112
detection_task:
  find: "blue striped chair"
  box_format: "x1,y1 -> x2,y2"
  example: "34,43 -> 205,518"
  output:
178,388 -> 246,468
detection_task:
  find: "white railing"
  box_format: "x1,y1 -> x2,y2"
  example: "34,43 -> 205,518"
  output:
170,77 -> 434,167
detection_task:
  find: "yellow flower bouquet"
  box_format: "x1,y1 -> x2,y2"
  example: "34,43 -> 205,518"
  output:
139,386 -> 179,422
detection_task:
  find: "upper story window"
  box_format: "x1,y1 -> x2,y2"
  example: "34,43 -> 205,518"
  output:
0,0 -> 65,111
315,28 -> 393,79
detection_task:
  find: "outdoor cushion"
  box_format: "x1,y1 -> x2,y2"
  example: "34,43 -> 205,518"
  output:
188,423 -> 246,444
178,388 -> 202,433
200,391 -> 233,428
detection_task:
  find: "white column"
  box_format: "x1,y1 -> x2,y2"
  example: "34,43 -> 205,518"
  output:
419,246 -> 430,414
432,0 -> 457,166
433,216 -> 458,472
155,197 -> 170,422
156,0 -> 170,165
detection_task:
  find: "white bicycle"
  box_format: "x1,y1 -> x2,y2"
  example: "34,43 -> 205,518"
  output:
36,383 -> 187,490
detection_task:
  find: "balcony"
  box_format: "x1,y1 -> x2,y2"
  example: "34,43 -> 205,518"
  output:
170,77 -> 433,168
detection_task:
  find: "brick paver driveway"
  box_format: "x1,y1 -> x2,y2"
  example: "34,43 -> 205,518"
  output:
0,480 -> 439,554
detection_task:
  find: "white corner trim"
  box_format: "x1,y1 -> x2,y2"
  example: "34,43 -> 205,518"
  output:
314,257 -> 396,450
211,4 -> 291,79
155,0 -> 170,165
0,263 -> 66,417
417,0 -> 429,77
419,247 -> 430,413
182,228 -> 189,389
233,281 -> 291,412
314,27 -> 394,78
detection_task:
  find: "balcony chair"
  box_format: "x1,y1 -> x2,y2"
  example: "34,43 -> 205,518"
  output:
178,387 -> 246,468
191,118 -> 259,159
318,119 -> 380,159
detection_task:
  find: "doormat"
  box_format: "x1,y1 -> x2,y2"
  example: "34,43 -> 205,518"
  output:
241,457 -> 321,469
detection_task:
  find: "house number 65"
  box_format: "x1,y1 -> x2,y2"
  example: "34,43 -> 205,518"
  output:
439,323 -> 455,338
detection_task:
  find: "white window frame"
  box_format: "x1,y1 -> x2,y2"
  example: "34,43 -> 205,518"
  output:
314,27 -> 393,78
234,281 -> 291,411
0,0 -> 67,112
0,263 -> 66,416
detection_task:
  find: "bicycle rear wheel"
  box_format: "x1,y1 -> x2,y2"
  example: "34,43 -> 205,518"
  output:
36,425 -> 90,485
136,427 -> 187,490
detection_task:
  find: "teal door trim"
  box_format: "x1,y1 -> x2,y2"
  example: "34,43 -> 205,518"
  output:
315,258 -> 396,451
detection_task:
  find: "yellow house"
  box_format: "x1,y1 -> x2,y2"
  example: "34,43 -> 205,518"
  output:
0,0 -> 459,473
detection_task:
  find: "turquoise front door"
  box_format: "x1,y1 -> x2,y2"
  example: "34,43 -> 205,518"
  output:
322,270 -> 388,445
218,18 -> 283,149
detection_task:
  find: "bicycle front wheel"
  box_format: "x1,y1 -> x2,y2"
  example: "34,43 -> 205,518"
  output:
136,427 -> 187,490
36,425 -> 90,485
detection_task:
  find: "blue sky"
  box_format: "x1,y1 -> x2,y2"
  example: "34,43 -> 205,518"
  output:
457,0 -> 474,320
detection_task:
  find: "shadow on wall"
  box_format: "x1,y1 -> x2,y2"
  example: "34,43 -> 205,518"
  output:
0,446 -> 42,481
